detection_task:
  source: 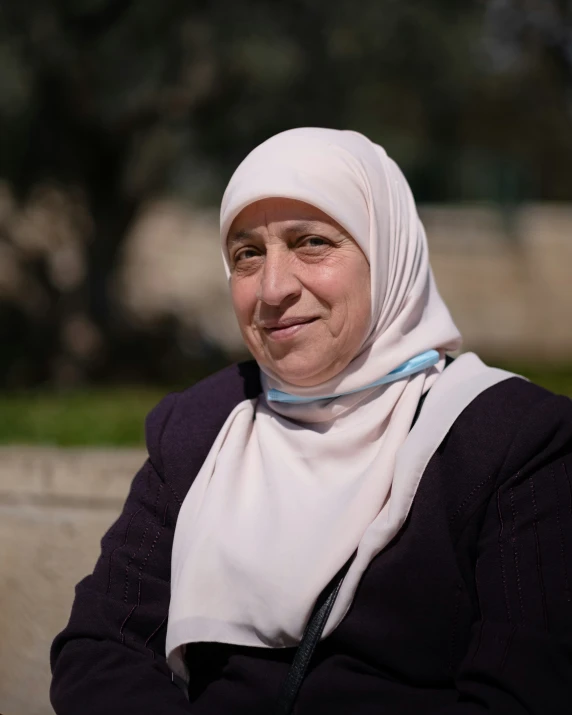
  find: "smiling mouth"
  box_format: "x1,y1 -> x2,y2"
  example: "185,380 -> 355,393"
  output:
262,317 -> 318,339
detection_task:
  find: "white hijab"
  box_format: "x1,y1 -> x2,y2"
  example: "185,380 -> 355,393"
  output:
166,129 -> 517,680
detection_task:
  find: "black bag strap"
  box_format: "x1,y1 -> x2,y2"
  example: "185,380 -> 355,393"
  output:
273,559 -> 352,715
273,355 -> 455,715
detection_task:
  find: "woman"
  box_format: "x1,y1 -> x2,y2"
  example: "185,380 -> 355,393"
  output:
50,128 -> 572,714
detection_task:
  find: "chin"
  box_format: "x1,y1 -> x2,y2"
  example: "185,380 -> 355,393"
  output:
266,355 -> 331,387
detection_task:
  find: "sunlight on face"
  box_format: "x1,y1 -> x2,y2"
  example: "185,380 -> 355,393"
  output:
227,198 -> 371,387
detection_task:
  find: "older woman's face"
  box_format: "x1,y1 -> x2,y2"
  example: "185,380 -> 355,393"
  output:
227,198 -> 371,387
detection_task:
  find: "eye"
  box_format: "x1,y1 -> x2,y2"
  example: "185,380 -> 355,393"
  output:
234,247 -> 261,263
298,235 -> 329,248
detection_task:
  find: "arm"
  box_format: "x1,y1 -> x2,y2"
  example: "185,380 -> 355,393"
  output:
50,393 -> 191,715
430,393 -> 572,714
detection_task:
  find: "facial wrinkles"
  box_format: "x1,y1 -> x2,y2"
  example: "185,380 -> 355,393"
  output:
257,238 -> 302,309
237,217 -> 305,310
250,233 -> 361,333
227,197 -> 372,387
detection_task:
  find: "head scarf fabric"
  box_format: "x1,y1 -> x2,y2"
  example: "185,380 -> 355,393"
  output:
166,128 -> 472,677
219,127 -> 461,413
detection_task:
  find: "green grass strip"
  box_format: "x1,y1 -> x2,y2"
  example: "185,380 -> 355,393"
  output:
0,365 -> 571,446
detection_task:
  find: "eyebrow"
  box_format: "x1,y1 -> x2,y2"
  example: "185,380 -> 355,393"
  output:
227,229 -> 255,247
226,221 -> 325,246
282,221 -> 323,236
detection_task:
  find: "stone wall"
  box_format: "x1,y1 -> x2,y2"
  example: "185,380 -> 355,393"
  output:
421,204 -> 572,361
0,447 -> 144,715
117,201 -> 572,361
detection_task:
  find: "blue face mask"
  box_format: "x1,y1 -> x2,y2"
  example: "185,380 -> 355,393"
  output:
266,349 -> 440,404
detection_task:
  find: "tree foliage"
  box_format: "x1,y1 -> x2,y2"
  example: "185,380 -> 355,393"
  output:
0,0 -> 570,386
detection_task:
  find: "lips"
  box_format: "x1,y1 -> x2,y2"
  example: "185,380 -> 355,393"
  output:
262,317 -> 317,331
260,317 -> 318,341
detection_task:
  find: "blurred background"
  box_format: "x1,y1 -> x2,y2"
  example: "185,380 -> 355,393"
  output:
1,1 -> 572,713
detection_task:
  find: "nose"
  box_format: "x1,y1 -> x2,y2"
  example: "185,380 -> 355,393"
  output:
257,246 -> 301,306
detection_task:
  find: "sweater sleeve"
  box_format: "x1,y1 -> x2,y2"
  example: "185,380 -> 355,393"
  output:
50,392 -> 192,715
428,393 -> 572,715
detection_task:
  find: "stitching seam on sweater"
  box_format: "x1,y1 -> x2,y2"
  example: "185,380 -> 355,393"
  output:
106,505 -> 144,596
497,490 -> 512,624
500,625 -> 516,671
470,620 -> 485,665
165,479 -> 183,506
551,465 -> 571,603
448,582 -> 463,671
449,474 -> 494,524
529,476 -> 549,629
509,485 -> 525,624
122,483 -> 162,604
119,525 -> 164,643
145,615 -> 168,656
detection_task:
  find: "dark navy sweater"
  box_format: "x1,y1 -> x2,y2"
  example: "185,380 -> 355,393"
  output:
50,361 -> 572,714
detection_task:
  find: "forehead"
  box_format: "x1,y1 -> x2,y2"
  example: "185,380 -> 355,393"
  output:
227,197 -> 345,241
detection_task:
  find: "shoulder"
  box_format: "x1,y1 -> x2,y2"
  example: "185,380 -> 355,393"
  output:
453,375 -> 572,438
445,375 -> 572,484
452,376 -> 558,429
424,376 -> 572,541
144,360 -> 261,477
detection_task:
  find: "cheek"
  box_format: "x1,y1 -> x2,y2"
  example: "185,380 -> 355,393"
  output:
352,274 -> 372,342
315,262 -> 370,329
231,279 -> 257,329
230,280 -> 272,366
